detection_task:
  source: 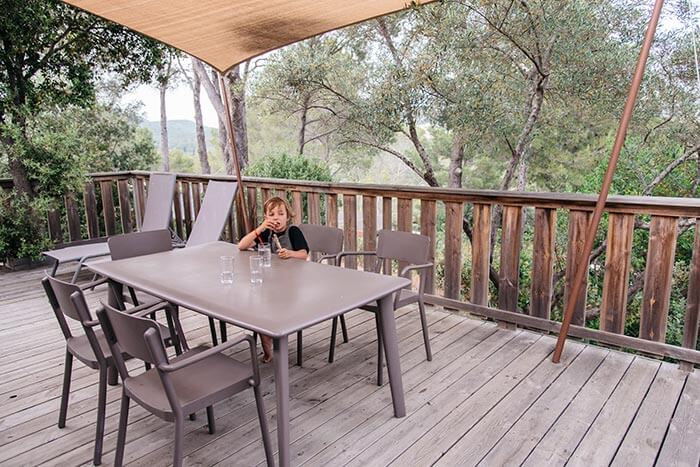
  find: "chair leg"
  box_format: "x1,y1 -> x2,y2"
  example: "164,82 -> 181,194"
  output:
340,314 -> 349,343
253,385 -> 274,467
296,330 -> 303,366
58,351 -> 73,428
206,406 -> 216,434
208,317 -> 218,345
375,314 -> 384,387
165,310 -> 182,355
115,394 -> 130,467
93,366 -> 107,465
418,300 -> 432,361
220,321 -> 227,342
170,305 -> 189,351
328,317 -> 339,363
173,416 -> 185,467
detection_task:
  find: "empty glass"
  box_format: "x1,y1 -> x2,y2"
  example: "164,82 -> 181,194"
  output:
220,256 -> 234,284
258,243 -> 271,267
249,256 -> 263,285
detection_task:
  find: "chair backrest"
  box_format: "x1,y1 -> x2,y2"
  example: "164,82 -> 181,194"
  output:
108,229 -> 172,261
298,224 -> 343,260
186,181 -> 238,247
140,173 -> 177,231
43,275 -> 92,325
376,229 -> 431,266
98,303 -> 167,373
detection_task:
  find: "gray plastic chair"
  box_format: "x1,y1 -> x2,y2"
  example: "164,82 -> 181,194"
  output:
107,229 -> 187,351
43,173 -> 176,282
185,181 -> 238,247
97,303 -> 273,467
336,229 -> 433,385
297,223 -> 349,365
42,275 -> 179,465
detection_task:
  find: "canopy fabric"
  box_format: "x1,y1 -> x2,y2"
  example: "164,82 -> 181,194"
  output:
63,0 -> 436,72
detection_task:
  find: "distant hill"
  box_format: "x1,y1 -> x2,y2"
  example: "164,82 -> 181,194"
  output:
141,120 -> 218,154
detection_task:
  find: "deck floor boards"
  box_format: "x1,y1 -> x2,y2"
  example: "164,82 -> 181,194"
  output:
0,266 -> 697,466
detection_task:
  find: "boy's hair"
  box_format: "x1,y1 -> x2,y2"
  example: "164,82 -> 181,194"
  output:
263,196 -> 295,220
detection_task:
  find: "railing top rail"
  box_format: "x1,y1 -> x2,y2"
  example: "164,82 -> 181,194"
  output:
4,171 -> 700,216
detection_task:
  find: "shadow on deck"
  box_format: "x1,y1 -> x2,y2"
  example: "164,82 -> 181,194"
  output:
1,266 -> 698,466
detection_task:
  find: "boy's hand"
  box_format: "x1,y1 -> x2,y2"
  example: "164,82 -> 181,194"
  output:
257,219 -> 275,233
278,248 -> 290,259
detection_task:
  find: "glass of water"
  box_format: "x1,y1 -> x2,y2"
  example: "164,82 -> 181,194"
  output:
249,256 -> 263,285
258,243 -> 272,267
219,256 -> 234,284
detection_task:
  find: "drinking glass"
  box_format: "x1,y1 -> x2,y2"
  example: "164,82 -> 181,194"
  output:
249,256 -> 263,285
219,256 -> 234,284
258,243 -> 272,267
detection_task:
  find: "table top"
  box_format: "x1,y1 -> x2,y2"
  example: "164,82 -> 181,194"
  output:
88,241 -> 410,337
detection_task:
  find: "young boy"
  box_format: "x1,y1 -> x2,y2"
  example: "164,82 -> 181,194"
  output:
239,196 -> 309,361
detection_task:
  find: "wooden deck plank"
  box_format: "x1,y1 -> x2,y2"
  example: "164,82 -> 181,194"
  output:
521,350 -> 634,466
656,370 -> 700,467
566,357 -> 661,467
610,364 -> 687,467
476,346 -> 609,466
0,267 -> 699,467
346,333 -> 551,466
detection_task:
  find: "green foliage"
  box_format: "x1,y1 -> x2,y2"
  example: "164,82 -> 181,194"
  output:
245,153 -> 332,182
0,192 -> 52,260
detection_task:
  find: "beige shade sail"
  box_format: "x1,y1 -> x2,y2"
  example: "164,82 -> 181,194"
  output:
62,0 -> 436,72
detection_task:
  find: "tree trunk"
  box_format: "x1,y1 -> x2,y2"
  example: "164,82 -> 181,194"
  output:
448,132 -> 465,188
192,65 -> 211,174
227,65 -> 249,170
211,69 -> 234,175
159,83 -> 170,172
298,94 -> 310,155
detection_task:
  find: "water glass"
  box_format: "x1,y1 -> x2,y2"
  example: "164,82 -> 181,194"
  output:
249,256 -> 263,285
220,256 -> 234,284
258,243 -> 272,267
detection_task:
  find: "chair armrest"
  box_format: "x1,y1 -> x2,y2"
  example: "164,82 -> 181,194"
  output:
399,262 -> 433,279
159,334 -> 254,373
79,277 -> 108,290
336,251 -> 377,267
127,300 -> 171,318
319,254 -> 338,265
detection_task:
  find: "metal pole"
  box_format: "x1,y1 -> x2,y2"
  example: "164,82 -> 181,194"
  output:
218,72 -> 251,233
553,0 -> 665,363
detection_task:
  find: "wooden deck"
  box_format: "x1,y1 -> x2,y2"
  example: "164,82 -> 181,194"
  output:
1,266 -> 698,467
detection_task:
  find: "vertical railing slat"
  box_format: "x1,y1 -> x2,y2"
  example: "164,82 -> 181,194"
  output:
564,210 -> 591,326
640,215 -> 678,342
498,205 -> 523,312
65,195 -> 81,242
382,196 -> 393,274
292,191 -> 303,223
309,192 -> 321,225
99,181 -> 116,236
530,208 -> 557,319
47,210 -> 63,245
600,213 -> 635,334
172,182 -> 184,240
246,187 -> 257,227
444,201 -> 464,300
117,180 -> 133,234
181,182 -> 193,237
133,176 -> 146,230
326,194 -> 338,227
420,199 -> 437,295
682,219 -> 700,369
343,194 -> 357,269
363,195 -> 377,271
84,182 -> 99,238
471,203 -> 492,306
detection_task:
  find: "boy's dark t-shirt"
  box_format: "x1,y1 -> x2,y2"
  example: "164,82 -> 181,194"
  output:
255,225 -> 309,253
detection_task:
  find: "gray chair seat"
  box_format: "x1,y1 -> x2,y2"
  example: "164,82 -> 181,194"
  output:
124,345 -> 253,421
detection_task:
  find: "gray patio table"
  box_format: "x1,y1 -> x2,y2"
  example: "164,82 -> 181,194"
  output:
87,241 -> 409,466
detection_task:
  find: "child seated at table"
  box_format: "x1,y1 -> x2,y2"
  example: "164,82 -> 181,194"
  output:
239,196 -> 309,361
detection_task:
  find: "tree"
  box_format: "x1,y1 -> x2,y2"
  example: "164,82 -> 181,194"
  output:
0,0 -> 166,197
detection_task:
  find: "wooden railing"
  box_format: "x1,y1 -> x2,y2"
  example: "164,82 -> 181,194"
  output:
11,170 -> 700,368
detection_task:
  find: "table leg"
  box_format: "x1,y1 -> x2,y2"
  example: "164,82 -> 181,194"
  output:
273,335 -> 290,467
378,295 -> 406,417
107,280 -> 126,311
